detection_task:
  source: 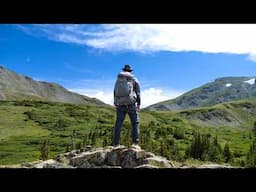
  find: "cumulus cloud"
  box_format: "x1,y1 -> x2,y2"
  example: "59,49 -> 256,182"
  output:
247,54 -> 256,62
141,88 -> 184,107
17,24 -> 256,58
68,88 -> 114,105
69,87 -> 184,108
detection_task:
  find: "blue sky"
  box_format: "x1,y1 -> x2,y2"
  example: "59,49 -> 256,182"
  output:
1,24 -> 256,107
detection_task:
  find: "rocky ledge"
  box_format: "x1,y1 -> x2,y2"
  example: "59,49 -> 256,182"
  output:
22,145 -> 176,168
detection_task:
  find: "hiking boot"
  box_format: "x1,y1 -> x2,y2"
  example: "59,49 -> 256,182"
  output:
131,143 -> 141,150
113,144 -> 121,149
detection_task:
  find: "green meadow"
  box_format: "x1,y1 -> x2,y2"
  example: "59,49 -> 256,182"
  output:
0,100 -> 255,166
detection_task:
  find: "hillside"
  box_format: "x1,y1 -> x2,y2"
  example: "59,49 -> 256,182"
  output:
146,77 -> 256,111
0,99 -> 255,167
0,66 -> 106,106
178,99 -> 256,128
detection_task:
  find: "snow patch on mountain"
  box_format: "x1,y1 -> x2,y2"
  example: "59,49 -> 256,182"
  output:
244,78 -> 255,85
225,83 -> 232,87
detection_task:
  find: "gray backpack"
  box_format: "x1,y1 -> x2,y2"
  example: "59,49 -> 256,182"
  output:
114,72 -> 136,105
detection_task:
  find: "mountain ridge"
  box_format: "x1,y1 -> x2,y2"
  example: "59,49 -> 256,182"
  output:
146,76 -> 256,111
0,66 -> 107,106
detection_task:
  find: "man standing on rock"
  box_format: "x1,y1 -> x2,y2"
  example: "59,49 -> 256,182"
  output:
113,64 -> 141,149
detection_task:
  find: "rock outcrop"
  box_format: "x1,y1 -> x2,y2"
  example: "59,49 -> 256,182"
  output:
22,146 -> 175,168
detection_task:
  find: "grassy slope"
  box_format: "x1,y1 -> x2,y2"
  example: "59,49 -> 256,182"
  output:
0,102 -> 50,164
147,77 -> 256,111
0,100 -> 255,166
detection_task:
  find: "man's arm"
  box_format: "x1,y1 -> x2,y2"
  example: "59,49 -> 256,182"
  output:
114,88 -> 119,107
113,82 -> 118,108
134,78 -> 141,109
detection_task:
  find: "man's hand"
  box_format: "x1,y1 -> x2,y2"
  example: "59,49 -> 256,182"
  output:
136,105 -> 140,112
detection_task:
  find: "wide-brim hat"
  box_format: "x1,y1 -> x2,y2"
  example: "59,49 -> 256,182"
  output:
122,64 -> 133,72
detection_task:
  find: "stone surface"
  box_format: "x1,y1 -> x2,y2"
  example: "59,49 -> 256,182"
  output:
22,146 -> 176,168
28,159 -> 74,168
143,156 -> 174,168
198,164 -> 233,168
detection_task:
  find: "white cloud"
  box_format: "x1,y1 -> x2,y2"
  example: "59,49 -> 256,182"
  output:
69,87 -> 184,108
141,88 -> 184,108
247,54 -> 256,62
67,79 -> 115,106
18,24 -> 256,59
68,88 -> 114,106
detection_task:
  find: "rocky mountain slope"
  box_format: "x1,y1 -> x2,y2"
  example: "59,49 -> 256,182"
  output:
146,77 -> 256,111
0,66 -> 106,106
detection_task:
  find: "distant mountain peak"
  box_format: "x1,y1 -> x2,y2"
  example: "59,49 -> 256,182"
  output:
146,76 -> 256,111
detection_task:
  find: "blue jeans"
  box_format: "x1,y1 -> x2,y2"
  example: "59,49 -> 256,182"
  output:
113,104 -> 139,146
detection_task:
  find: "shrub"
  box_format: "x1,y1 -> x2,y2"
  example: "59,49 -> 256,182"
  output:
173,127 -> 185,140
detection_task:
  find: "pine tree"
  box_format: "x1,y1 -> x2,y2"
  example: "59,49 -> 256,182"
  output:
102,138 -> 108,146
70,129 -> 76,150
223,143 -> 233,163
82,134 -> 87,148
207,136 -> 223,162
246,140 -> 256,167
76,141 -> 82,149
201,134 -> 211,160
91,132 -> 96,146
173,127 -> 184,140
253,121 -> 256,138
66,145 -> 70,152
186,132 -> 203,159
186,132 -> 214,160
160,139 -> 164,156
40,139 -> 49,160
